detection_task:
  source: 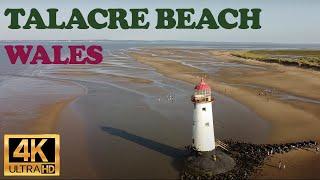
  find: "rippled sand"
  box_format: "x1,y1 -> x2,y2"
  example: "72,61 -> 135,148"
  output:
0,46 -> 319,179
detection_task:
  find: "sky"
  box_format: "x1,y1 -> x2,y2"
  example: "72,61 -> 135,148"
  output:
0,0 -> 319,43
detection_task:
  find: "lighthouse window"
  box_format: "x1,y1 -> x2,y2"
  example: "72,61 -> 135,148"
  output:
202,107 -> 206,111
205,122 -> 210,126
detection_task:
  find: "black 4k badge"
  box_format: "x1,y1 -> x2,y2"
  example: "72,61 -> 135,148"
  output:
4,134 -> 60,176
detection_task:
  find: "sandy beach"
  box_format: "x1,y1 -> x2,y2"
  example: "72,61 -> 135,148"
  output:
129,48 -> 320,178
130,49 -> 320,142
1,42 -> 319,179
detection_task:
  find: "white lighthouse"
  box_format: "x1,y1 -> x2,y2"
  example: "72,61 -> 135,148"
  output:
191,78 -> 215,152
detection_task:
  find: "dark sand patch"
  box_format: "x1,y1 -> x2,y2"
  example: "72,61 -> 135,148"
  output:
50,70 -> 153,84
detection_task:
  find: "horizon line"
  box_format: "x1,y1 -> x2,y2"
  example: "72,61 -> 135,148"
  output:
1,39 -> 320,45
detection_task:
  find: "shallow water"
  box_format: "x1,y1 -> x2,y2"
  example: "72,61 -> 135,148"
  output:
1,41 -> 318,178
45,46 -> 269,178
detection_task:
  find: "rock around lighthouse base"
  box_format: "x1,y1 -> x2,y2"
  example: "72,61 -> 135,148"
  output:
182,149 -> 235,179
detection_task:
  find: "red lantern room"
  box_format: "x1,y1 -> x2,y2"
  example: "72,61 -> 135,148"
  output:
191,78 -> 213,103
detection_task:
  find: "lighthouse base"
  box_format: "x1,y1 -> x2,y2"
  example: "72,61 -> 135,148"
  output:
182,149 -> 235,179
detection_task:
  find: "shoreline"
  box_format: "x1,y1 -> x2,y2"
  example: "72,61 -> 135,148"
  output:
28,97 -> 78,133
129,50 -> 320,143
129,48 -> 320,178
1,46 -> 319,179
0,75 -> 87,133
0,75 -> 88,178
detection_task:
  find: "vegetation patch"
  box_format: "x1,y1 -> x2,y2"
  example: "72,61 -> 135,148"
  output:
231,50 -> 320,70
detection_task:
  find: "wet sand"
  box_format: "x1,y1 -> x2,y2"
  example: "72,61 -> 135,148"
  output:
255,150 -> 320,179
47,71 -> 267,178
38,48 -> 269,178
0,77 -> 85,133
130,49 -> 320,143
29,97 -> 77,133
0,76 -> 85,179
1,45 -> 319,179
129,48 -> 320,178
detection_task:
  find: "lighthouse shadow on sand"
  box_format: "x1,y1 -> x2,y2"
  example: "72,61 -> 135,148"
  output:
101,126 -> 187,171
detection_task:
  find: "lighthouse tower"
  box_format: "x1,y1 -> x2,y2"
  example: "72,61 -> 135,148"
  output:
191,78 -> 215,152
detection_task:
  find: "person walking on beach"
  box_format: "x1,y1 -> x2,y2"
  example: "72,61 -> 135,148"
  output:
278,160 -> 282,169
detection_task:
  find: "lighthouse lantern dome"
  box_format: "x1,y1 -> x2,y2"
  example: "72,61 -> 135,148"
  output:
192,78 -> 213,103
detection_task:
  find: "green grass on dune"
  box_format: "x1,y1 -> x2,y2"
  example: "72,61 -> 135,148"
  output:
231,50 -> 320,69
249,50 -> 320,56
